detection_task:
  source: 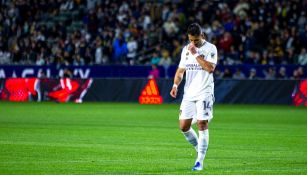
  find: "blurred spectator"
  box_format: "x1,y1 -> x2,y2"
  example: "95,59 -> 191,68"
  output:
73,54 -> 85,66
232,68 -> 246,79
171,39 -> 182,63
214,69 -> 224,79
159,50 -> 172,78
298,48 -> 307,65
223,68 -> 232,79
148,64 -> 160,79
163,17 -> 179,40
87,0 -> 96,10
233,0 -> 249,19
219,32 -> 233,53
112,35 -> 128,64
291,69 -> 301,80
151,52 -> 161,65
158,50 -> 172,67
126,36 -> 138,65
0,51 -> 11,64
263,67 -> 276,80
225,46 -> 241,65
60,0 -> 75,11
248,68 -> 257,80
94,36 -> 103,64
297,67 -> 304,78
276,67 -> 288,79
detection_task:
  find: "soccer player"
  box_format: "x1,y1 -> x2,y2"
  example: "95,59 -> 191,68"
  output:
170,23 -> 218,171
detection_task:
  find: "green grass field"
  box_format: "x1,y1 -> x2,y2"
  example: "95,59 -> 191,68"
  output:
0,102 -> 306,175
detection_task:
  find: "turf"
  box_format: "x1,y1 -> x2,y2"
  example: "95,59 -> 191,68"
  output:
0,102 -> 306,175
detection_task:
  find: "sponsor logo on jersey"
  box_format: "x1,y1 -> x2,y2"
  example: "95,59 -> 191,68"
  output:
186,64 -> 203,71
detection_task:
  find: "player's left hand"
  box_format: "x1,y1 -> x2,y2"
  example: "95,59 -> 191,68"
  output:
170,87 -> 178,98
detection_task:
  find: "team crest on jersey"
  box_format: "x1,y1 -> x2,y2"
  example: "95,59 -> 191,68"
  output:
211,53 -> 215,58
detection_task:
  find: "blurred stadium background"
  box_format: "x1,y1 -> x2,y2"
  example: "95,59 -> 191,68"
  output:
0,0 -> 306,104
0,0 -> 307,174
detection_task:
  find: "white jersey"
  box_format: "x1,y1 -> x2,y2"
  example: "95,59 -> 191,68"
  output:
178,41 -> 218,101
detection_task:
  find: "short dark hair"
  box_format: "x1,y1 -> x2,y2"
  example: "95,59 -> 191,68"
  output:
187,23 -> 202,36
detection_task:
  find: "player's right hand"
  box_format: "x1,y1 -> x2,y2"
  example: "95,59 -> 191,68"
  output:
170,87 -> 177,98
188,43 -> 197,55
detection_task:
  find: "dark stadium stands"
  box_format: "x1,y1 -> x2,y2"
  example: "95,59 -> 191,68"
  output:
0,0 -> 306,79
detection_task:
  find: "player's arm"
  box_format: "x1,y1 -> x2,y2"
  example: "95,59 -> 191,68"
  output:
189,44 -> 217,73
173,67 -> 185,87
170,68 -> 185,98
195,56 -> 216,73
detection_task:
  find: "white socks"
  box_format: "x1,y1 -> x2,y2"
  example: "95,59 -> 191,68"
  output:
182,128 -> 210,165
196,129 -> 209,164
182,127 -> 198,151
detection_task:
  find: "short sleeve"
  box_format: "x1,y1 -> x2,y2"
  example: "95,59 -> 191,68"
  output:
206,45 -> 218,64
178,46 -> 187,68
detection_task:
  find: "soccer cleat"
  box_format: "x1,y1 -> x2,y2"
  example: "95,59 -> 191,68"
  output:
192,162 -> 203,171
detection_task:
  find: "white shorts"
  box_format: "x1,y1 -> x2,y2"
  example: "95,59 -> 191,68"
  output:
179,95 -> 214,121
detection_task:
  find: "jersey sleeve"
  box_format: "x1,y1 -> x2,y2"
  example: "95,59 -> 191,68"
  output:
178,46 -> 187,68
205,45 -> 218,65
